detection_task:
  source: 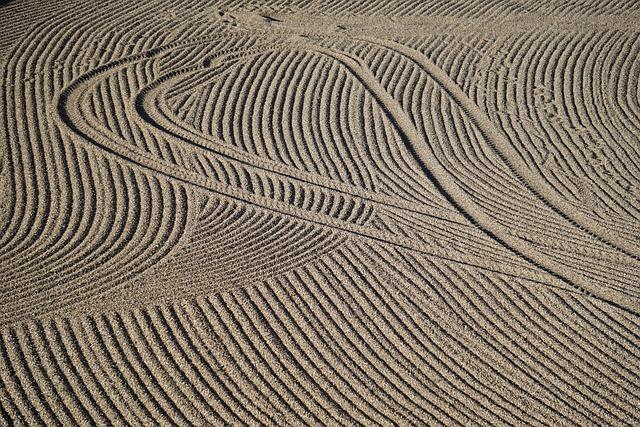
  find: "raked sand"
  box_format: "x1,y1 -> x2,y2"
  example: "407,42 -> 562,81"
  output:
1,0 -> 639,424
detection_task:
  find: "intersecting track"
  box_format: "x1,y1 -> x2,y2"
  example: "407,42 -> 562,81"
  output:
55,38 -> 558,291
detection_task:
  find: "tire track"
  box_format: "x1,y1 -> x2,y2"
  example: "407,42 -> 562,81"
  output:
353,37 -> 640,313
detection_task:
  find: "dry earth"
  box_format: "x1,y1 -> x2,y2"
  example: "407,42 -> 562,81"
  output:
1,0 -> 640,425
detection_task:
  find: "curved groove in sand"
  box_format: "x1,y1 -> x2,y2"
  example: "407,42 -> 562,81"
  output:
364,37 -> 640,262
311,43 -> 639,313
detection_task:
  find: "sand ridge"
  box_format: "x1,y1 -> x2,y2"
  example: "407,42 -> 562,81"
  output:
0,0 -> 639,424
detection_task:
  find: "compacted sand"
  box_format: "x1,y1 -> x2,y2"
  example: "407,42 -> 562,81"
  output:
1,0 -> 640,424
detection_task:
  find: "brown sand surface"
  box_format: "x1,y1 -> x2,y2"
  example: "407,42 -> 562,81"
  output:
1,0 -> 640,424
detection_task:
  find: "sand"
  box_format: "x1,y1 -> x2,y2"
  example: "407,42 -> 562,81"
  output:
1,0 -> 639,424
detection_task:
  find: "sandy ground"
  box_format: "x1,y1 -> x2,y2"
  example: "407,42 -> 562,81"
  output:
1,0 -> 640,424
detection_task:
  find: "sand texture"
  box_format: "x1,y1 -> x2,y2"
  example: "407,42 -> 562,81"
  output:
1,0 -> 640,425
